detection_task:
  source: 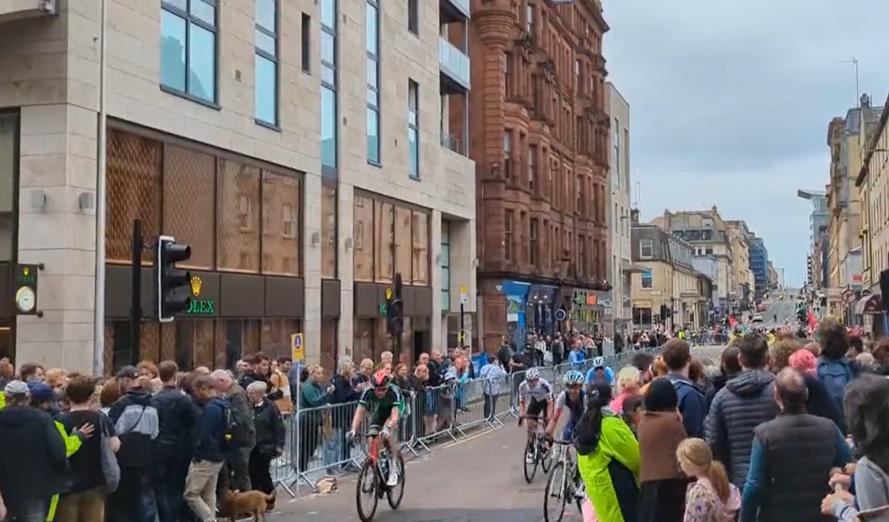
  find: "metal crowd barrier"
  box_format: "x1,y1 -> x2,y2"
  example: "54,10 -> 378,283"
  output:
285,348 -> 658,497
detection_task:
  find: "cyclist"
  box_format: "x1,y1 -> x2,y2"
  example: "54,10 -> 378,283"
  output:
347,369 -> 405,486
518,367 -> 553,463
546,370 -> 587,499
585,356 -> 614,388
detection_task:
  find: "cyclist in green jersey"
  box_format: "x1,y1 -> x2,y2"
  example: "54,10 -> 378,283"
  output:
348,370 -> 405,486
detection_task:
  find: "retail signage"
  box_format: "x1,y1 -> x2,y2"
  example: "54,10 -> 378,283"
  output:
291,333 -> 305,362
185,276 -> 215,315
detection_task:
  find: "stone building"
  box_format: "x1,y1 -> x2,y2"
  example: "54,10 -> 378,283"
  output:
470,0 -> 611,351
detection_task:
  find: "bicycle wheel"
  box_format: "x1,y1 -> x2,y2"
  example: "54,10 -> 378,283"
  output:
356,459 -> 379,522
386,453 -> 406,510
523,437 -> 539,483
540,438 -> 554,474
543,461 -> 568,522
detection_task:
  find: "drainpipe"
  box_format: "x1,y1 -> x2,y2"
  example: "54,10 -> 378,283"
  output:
93,0 -> 108,374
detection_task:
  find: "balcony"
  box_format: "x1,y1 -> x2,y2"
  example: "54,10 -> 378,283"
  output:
0,0 -> 56,22
439,37 -> 470,92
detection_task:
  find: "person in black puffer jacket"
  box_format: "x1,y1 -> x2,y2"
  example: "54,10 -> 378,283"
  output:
151,361 -> 200,522
705,333 -> 778,489
246,381 -> 285,500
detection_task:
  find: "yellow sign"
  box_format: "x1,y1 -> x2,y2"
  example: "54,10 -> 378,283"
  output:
190,275 -> 203,297
291,333 -> 305,362
385,287 -> 394,300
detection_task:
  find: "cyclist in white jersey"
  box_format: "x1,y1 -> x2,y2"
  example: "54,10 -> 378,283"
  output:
518,367 -> 553,459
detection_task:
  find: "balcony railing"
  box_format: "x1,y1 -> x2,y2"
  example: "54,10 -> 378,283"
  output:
1,0 -> 56,22
439,38 -> 470,91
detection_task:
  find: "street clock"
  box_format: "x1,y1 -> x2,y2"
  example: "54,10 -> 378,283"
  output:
14,264 -> 41,315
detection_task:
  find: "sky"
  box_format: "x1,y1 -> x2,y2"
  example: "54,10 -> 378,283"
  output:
603,0 -> 889,286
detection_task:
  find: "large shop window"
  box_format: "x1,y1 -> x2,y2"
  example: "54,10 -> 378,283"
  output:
260,318 -> 302,359
106,129 -> 303,276
160,0 -> 217,103
354,194 -> 430,285
0,113 -> 17,263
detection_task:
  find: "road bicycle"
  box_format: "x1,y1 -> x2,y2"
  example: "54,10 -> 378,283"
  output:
521,415 -> 553,483
544,440 -> 584,522
355,426 -> 405,522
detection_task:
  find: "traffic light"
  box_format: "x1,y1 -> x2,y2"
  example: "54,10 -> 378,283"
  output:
386,273 -> 404,336
157,235 -> 191,322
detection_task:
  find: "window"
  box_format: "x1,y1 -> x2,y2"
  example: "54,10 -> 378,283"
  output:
164,146 -> 215,269
530,218 -> 539,267
301,13 -> 311,72
640,239 -> 653,259
529,145 -> 537,191
218,160 -> 260,272
408,0 -> 418,34
613,117 -> 620,182
641,269 -> 653,289
526,3 -> 534,35
408,80 -> 419,179
354,194 -> 375,281
254,0 -> 278,125
366,0 -> 381,164
321,183 -> 337,278
705,247 -> 713,255
520,211 -> 528,263
441,221 -> 451,310
161,0 -> 217,103
321,0 -> 337,175
0,114 -> 17,262
505,210 -> 514,261
503,130 -> 512,178
503,52 -> 511,98
411,210 -> 429,285
578,234 -> 586,277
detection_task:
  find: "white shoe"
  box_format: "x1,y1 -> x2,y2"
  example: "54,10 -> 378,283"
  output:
387,468 -> 399,487
525,452 -> 535,464
574,480 -> 586,499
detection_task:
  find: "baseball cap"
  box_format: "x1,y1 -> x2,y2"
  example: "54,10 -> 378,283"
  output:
27,381 -> 60,403
3,379 -> 29,396
116,365 -> 139,379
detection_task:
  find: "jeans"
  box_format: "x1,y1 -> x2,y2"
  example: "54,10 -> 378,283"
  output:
152,449 -> 190,522
107,468 -> 156,522
56,487 -> 105,522
7,499 -> 49,522
183,460 -> 224,522
483,393 -> 498,420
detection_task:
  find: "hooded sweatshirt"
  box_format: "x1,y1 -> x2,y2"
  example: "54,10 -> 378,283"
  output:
704,369 -> 778,488
833,457 -> 889,522
0,405 -> 68,516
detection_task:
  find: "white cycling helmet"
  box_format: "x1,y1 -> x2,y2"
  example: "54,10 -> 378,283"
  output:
563,370 -> 585,385
526,367 -> 540,380
592,356 -> 606,368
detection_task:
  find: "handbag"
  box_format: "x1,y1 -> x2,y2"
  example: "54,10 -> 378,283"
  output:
99,417 -> 120,493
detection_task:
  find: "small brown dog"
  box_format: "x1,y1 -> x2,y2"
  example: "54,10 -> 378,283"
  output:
220,489 -> 275,521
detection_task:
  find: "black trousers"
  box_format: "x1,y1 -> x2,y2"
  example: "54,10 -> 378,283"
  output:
248,447 -> 274,494
152,449 -> 190,522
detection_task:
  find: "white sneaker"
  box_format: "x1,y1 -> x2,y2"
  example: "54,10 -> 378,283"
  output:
387,467 -> 399,487
525,451 -> 535,464
574,479 -> 586,499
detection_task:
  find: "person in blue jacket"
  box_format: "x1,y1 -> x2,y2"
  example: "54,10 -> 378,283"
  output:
182,376 -> 228,522
661,339 -> 706,438
586,357 -> 615,388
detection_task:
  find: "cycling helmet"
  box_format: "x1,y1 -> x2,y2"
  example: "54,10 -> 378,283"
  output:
592,356 -> 606,368
563,370 -> 585,385
371,369 -> 391,387
525,367 -> 540,380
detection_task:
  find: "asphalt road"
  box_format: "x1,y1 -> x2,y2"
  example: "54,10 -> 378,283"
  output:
277,425 -> 576,522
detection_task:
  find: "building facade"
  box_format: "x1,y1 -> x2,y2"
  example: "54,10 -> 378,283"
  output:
797,189 -> 828,288
724,220 -> 752,311
0,0 -> 475,372
470,0 -> 610,351
748,236 -> 769,298
605,82 -> 632,340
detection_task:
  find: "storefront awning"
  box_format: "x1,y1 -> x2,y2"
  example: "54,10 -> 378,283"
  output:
854,294 -> 884,315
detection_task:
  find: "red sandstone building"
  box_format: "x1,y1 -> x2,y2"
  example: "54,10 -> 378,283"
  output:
470,0 -> 610,351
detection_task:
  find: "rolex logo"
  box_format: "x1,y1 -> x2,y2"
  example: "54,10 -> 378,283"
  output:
190,276 -> 203,297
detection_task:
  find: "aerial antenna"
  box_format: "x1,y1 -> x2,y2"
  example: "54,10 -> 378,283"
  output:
841,57 -> 860,106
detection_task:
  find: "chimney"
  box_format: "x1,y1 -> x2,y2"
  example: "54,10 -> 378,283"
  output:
631,208 -> 640,225
861,93 -> 871,108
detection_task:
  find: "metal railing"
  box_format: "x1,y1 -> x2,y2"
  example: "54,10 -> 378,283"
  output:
283,348 -> 656,497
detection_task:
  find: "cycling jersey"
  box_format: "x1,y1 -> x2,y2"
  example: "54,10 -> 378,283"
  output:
519,378 -> 553,422
358,384 -> 405,427
555,389 -> 586,440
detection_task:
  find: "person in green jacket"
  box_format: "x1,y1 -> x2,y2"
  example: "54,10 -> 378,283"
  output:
575,382 -> 641,522
298,365 -> 333,472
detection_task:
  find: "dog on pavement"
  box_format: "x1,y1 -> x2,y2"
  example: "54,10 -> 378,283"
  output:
220,489 -> 276,521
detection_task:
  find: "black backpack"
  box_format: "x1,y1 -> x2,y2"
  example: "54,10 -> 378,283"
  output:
222,397 -> 254,449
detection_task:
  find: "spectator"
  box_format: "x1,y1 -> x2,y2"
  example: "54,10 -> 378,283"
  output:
298,365 -> 332,472
150,361 -> 199,522
45,368 -> 69,393
575,382 -> 640,522
610,366 -> 641,413
688,358 -> 707,389
497,337 -> 513,372
330,357 -> 361,472
98,378 -> 123,415
19,362 -> 45,382
769,339 -> 799,373
0,357 -> 13,390
856,352 -> 878,374
662,340 -> 707,438
182,376 -> 227,522
246,381 -> 284,504
237,354 -> 267,390
115,365 -> 140,393
352,358 -> 375,391
136,361 -> 161,392
846,335 -> 865,360
705,333 -> 778,488
56,375 -> 120,522
822,375 -> 889,520
107,377 -> 160,522
817,318 -> 857,415
871,337 -> 889,376
427,351 -> 446,388
677,438 -> 740,522
621,394 -> 645,436
380,351 -> 394,369
788,347 -> 847,433
270,356 -> 294,415
417,352 -> 430,369
631,352 -> 656,386
568,340 -> 586,369
410,364 -> 432,436
551,333 -> 565,366
393,363 -> 411,391
0,380 -> 68,522
804,342 -> 821,358
705,345 -> 741,410
210,369 -> 255,493
479,356 -> 507,420
741,368 -> 851,522
534,335 -> 547,367
638,378 -> 688,522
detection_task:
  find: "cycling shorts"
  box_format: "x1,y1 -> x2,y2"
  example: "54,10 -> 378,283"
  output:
526,397 -> 549,422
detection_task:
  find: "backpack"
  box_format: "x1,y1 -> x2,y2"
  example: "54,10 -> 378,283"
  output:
223,397 -> 254,449
817,359 -> 854,412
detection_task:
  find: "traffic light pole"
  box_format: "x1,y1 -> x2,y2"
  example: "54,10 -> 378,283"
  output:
130,219 -> 142,359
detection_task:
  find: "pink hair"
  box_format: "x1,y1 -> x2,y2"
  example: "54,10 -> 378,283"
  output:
789,349 -> 817,377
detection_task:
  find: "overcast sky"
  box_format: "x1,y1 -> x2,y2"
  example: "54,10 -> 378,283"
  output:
603,0 -> 889,286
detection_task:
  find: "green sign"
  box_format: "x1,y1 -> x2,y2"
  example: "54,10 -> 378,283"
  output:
379,302 -> 387,315
186,299 -> 215,315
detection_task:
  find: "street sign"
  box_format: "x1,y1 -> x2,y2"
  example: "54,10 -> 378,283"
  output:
554,308 -> 567,321
459,285 -> 469,304
291,333 -> 305,362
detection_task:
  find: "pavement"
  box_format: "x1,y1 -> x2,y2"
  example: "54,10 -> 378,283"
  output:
273,423 -> 576,522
